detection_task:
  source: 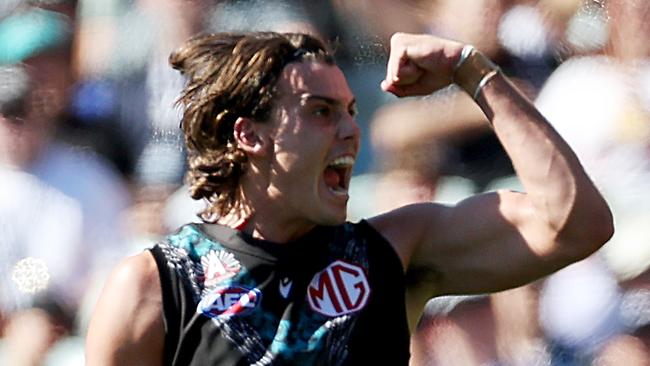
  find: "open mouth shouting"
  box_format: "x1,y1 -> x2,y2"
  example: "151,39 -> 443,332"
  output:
323,155 -> 355,196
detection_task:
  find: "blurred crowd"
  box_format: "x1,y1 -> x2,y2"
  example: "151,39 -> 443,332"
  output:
0,0 -> 649,365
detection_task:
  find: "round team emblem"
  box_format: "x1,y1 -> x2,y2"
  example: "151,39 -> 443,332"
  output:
201,249 -> 242,287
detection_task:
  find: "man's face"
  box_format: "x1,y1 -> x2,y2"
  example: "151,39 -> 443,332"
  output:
256,60 -> 360,227
0,91 -> 54,168
0,53 -> 69,168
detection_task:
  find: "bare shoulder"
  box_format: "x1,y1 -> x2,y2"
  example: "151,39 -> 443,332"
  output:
108,251 -> 161,295
367,202 -> 450,269
85,251 -> 165,366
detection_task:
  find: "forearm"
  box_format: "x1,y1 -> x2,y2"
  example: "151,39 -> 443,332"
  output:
471,69 -> 613,246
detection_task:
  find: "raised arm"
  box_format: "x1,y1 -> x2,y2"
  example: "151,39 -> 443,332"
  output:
85,252 -> 165,365
370,33 -> 614,295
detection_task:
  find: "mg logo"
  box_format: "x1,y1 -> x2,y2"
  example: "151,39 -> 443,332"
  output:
307,260 -> 370,317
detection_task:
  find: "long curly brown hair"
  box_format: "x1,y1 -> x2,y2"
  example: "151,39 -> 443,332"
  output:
170,32 -> 334,221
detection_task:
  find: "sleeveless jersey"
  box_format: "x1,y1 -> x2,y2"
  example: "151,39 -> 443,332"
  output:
149,220 -> 410,365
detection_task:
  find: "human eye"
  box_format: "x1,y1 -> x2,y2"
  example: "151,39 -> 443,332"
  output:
348,104 -> 358,117
312,105 -> 332,118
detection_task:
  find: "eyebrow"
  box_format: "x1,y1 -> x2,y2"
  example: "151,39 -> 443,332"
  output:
299,94 -> 356,109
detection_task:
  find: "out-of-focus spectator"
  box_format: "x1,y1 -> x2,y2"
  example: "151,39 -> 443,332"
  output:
0,4 -> 129,364
0,167 -> 82,322
330,0 -> 429,42
206,0 -> 321,36
412,284 -> 549,366
428,0 -> 505,58
495,0 -> 583,94
533,0 -> 650,363
595,333 -> 650,366
539,256 -> 625,365
0,4 -> 80,312
73,0 -> 203,176
536,0 -> 650,285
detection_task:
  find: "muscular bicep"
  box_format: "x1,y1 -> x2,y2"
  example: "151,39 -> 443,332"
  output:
370,190 -> 576,296
430,190 -> 570,294
85,251 -> 165,366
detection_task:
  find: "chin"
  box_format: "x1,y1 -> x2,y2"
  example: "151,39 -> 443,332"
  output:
318,209 -> 348,226
314,188 -> 349,225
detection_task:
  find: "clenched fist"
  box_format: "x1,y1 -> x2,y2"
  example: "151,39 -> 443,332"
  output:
381,32 -> 465,97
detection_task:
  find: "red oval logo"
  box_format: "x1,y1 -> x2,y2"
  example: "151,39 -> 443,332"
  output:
307,260 -> 370,317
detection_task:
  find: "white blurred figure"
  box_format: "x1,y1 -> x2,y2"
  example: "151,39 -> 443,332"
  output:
536,0 -> 650,282
539,257 -> 625,364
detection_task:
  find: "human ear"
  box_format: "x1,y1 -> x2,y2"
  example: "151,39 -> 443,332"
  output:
233,117 -> 267,157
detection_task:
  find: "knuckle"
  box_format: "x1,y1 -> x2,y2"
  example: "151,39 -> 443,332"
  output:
391,32 -> 407,45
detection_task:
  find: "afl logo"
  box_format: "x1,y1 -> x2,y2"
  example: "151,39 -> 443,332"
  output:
307,260 -> 370,317
197,285 -> 261,319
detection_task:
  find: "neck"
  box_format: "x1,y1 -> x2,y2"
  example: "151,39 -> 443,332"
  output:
239,161 -> 314,243
248,217 -> 316,244
220,183 -> 316,244
222,208 -> 316,244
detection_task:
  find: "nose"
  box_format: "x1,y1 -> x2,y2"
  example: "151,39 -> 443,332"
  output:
338,113 -> 360,142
